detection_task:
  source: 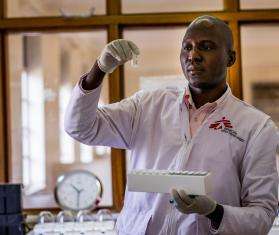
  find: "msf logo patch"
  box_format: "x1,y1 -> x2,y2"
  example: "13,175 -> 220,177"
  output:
209,117 -> 244,142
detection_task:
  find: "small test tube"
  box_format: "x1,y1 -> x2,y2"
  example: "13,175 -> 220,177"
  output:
131,53 -> 139,67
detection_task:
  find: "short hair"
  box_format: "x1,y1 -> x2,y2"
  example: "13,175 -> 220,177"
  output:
188,15 -> 234,50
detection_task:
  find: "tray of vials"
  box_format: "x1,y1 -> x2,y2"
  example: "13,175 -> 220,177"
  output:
32,221 -> 116,235
127,169 -> 212,195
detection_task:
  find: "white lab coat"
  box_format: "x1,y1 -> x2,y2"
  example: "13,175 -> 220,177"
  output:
65,79 -> 279,235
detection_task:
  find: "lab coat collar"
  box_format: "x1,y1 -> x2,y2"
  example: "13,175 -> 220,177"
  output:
179,83 -> 231,109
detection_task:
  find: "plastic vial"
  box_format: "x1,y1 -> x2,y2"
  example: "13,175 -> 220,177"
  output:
131,54 -> 139,67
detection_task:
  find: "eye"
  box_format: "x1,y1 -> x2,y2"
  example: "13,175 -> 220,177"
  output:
203,45 -> 211,50
199,42 -> 215,51
183,44 -> 192,51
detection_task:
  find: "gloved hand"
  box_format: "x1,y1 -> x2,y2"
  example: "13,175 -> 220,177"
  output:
170,189 -> 217,216
97,39 -> 140,74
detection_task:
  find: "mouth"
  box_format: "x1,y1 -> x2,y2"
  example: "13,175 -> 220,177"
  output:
187,67 -> 205,76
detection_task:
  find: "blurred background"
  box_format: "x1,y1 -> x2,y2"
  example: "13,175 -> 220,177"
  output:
0,0 -> 278,214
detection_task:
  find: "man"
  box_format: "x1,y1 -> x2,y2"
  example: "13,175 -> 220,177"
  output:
65,15 -> 278,234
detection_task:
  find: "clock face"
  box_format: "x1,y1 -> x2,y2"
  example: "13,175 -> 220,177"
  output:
54,170 -> 102,211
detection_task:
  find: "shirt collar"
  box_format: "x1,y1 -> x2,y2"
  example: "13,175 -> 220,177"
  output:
180,84 -> 231,110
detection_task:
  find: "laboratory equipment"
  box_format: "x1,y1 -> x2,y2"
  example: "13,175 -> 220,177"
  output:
28,170 -> 118,234
127,169 -> 212,195
131,53 -> 139,67
31,210 -> 116,235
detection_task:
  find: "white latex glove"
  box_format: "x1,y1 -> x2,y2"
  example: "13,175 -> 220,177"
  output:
97,39 -> 140,74
170,189 -> 217,216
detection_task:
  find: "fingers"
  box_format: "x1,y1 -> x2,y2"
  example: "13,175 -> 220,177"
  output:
121,40 -> 134,60
107,44 -> 121,61
178,189 -> 193,205
112,40 -> 129,61
171,189 -> 186,209
127,41 -> 140,55
171,189 -> 193,206
107,39 -> 139,62
98,39 -> 139,73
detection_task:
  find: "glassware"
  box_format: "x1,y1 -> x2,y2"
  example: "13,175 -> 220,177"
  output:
38,211 -> 55,224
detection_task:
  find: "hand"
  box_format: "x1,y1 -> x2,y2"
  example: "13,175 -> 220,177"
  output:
170,189 -> 217,216
97,39 -> 140,73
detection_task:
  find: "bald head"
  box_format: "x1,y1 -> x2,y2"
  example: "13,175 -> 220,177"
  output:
180,15 -> 236,91
187,15 -> 233,50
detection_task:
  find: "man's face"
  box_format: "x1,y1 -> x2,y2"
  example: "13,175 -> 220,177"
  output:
180,23 -> 230,89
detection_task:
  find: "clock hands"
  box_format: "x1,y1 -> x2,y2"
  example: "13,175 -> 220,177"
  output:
55,171 -> 102,212
71,183 -> 80,192
71,184 -> 84,209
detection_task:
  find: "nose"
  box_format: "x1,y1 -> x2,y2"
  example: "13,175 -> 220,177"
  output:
187,48 -> 202,64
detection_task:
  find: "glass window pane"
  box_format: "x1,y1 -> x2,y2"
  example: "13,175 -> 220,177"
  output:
241,24 -> 279,169
241,24 -> 279,121
7,0 -> 106,18
124,27 -> 187,97
8,30 -> 112,209
124,27 -> 187,165
122,0 -> 223,14
240,0 -> 279,9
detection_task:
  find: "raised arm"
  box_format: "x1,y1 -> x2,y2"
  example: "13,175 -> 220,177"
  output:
64,39 -> 141,149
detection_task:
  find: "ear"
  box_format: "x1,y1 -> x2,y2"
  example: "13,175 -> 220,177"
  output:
227,50 -> 236,67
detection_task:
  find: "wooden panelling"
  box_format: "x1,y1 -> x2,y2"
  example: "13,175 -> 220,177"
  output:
0,34 -> 8,183
0,0 -> 8,182
107,0 -> 121,15
228,21 -> 243,99
224,1 -> 242,98
0,0 -> 5,18
107,23 -> 126,211
3,11 -> 279,31
224,0 -> 239,11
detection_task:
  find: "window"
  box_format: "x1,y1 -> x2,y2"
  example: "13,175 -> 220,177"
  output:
21,69 -> 46,195
6,0 -> 106,18
124,27 -> 187,97
8,31 -> 112,208
240,0 -> 279,10
241,24 -> 279,173
241,24 -> 279,122
122,0 -> 223,14
59,84 -> 74,164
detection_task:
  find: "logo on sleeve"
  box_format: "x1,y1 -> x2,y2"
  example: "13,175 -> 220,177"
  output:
209,117 -> 244,142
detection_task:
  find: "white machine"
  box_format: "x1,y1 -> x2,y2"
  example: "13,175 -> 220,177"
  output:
127,169 -> 212,195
